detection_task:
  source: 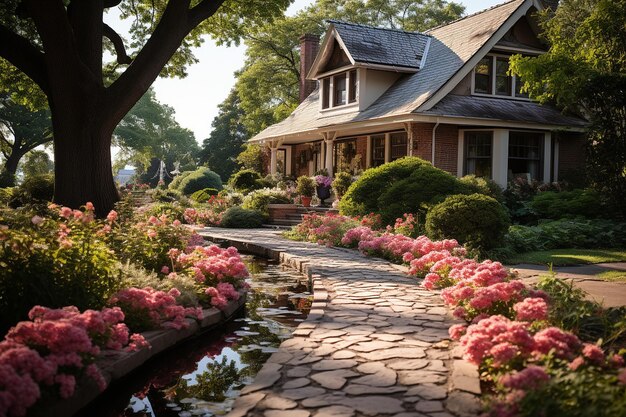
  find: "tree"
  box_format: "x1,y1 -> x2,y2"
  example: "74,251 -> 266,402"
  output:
510,0 -> 626,217
236,0 -> 465,135
236,143 -> 267,174
0,91 -> 51,186
199,88 -> 248,180
0,0 -> 290,215
21,149 -> 53,179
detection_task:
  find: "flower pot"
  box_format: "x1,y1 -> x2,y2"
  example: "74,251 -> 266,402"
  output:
316,185 -> 331,207
301,196 -> 312,207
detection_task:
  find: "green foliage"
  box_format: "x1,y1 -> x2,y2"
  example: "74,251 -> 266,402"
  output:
199,89 -> 248,180
173,167 -> 223,196
340,157 -> 474,225
21,150 -> 53,179
426,193 -> 510,251
530,189 -> 601,219
459,174 -> 504,203
503,178 -> 565,224
504,218 -> 626,253
537,273 -> 626,348
9,173 -> 54,208
0,207 -> 121,334
169,170 -> 194,191
143,202 -> 188,223
191,188 -> 220,203
150,188 -> 187,204
332,171 -> 353,199
295,175 -> 316,197
242,188 -> 291,215
229,169 -> 263,193
236,144 -> 266,173
220,206 -> 265,228
509,0 -> 626,218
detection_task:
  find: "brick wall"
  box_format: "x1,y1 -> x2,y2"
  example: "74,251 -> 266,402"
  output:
411,123 -> 459,176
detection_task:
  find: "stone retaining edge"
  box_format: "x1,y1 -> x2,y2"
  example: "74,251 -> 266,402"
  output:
202,232 -> 481,417
41,294 -> 247,417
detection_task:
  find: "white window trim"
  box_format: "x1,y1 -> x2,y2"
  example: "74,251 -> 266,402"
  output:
470,53 -> 531,101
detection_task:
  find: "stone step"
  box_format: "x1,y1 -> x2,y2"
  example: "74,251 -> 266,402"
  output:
268,219 -> 301,226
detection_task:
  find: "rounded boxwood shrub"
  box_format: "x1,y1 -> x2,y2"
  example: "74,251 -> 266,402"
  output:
190,188 -> 219,203
332,171 -> 353,199
9,174 -> 55,208
530,189 -> 600,219
242,189 -> 291,215
151,188 -> 184,203
220,206 -> 265,228
425,193 -> 510,251
174,167 -> 223,196
168,170 -> 193,191
229,169 -> 263,192
460,174 -> 504,203
340,157 -> 476,225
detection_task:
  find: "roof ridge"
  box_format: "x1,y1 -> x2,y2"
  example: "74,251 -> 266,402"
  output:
325,19 -> 430,37
425,0 -> 523,33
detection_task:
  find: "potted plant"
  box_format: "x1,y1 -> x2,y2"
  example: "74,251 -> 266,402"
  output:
296,175 -> 316,207
332,171 -> 353,200
314,174 -> 333,206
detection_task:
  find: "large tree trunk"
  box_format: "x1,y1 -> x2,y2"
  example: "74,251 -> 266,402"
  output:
2,149 -> 26,185
50,96 -> 119,217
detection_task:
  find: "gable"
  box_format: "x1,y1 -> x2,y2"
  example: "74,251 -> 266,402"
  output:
495,15 -> 545,51
321,39 -> 352,73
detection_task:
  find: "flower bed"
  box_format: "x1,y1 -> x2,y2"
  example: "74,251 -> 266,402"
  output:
286,212 -> 626,416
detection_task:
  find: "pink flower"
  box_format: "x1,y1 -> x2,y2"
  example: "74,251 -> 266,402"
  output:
513,297 -> 549,322
106,210 -> 118,223
582,343 -> 604,365
161,266 -> 170,274
533,327 -> 581,359
569,356 -> 585,371
449,324 -> 466,340
60,207 -> 72,218
85,202 -> 94,211
31,216 -> 44,225
499,365 -> 550,390
618,368 -> 626,385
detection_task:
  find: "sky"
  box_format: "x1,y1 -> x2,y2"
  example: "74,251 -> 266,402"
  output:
126,0 -> 505,144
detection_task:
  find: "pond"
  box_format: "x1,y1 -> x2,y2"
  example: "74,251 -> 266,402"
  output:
78,256 -> 311,417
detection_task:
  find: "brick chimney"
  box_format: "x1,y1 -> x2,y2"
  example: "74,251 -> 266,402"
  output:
299,34 -> 320,103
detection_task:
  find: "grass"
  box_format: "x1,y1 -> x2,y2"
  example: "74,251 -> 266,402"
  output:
505,248 -> 626,266
596,270 -> 626,283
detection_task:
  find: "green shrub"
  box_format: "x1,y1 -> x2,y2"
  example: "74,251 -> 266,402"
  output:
144,202 -> 187,222
150,188 -> 187,203
220,206 -> 265,228
504,218 -> 626,252
340,157 -> 475,225
295,176 -> 315,197
168,170 -> 194,191
332,171 -> 353,199
0,187 -> 16,206
9,174 -> 54,207
426,193 -> 510,251
530,189 -> 600,219
174,167 -> 223,196
503,178 -> 566,224
0,207 -> 121,334
191,188 -> 219,203
229,169 -> 263,192
242,188 -> 291,215
460,175 -> 504,203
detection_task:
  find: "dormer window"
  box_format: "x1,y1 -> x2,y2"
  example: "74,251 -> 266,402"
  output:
321,69 -> 358,110
472,54 -> 528,99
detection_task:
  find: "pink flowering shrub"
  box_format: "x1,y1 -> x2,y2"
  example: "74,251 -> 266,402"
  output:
291,213 -> 361,246
109,287 -> 202,332
107,212 -> 193,273
0,204 -> 120,334
171,245 -> 248,310
0,305 -> 148,417
513,297 -> 549,322
391,213 -> 422,238
341,226 -> 377,248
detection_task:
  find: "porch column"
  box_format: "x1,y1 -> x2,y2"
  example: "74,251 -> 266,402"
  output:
543,132 -> 552,183
268,139 -> 283,176
324,132 -> 335,177
492,129 -> 509,188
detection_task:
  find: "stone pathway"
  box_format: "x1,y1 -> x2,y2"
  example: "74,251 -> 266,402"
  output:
197,228 -> 480,417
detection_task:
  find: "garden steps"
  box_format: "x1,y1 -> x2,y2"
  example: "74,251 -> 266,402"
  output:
267,206 -> 339,227
198,227 -> 481,417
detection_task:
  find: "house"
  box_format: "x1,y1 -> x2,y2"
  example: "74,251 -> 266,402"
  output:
249,0 -> 586,188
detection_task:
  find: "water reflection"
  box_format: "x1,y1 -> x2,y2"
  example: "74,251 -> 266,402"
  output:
78,257 -> 311,417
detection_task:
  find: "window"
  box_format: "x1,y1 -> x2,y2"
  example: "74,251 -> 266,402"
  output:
322,78 -> 330,109
474,57 -> 492,94
334,139 -> 357,173
334,73 -> 347,106
390,132 -> 408,161
473,55 -> 528,99
320,69 -> 358,110
465,132 -> 492,178
508,132 -> 543,181
371,134 -> 385,167
277,149 -> 287,176
349,70 -> 357,103
495,57 -> 511,96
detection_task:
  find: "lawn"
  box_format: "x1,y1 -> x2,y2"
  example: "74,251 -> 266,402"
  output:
596,270 -> 626,283
504,248 -> 626,266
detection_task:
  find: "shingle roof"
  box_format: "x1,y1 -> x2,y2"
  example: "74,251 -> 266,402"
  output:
251,0 -> 585,142
423,95 -> 587,127
328,20 -> 430,69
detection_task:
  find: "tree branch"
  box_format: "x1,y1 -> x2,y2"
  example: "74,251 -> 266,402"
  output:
103,24 -> 132,65
188,0 -> 228,29
103,0 -> 122,8
0,24 -> 49,94
67,0 -> 104,83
